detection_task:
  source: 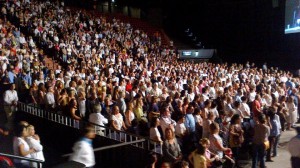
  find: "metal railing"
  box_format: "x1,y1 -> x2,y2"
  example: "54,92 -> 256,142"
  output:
0,152 -> 44,168
18,102 -> 163,154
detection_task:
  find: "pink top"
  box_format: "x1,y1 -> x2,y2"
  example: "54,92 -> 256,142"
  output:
205,149 -> 211,159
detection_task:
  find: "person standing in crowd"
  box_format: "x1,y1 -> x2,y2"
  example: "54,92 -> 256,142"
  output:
145,152 -> 158,168
111,106 -> 127,131
188,143 -> 207,168
266,108 -> 281,161
78,91 -> 87,119
252,95 -> 262,120
199,138 -> 220,167
70,124 -> 96,168
184,105 -> 196,139
26,125 -> 45,168
149,117 -> 163,145
229,114 -> 244,168
68,98 -> 82,121
162,128 -> 182,164
160,106 -> 176,138
89,104 -> 108,136
287,96 -> 297,130
45,86 -> 55,111
3,83 -> 18,130
288,126 -> 300,168
252,114 -> 270,168
13,123 -> 35,168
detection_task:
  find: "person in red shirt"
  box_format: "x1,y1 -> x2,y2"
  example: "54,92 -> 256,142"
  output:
125,78 -> 132,92
252,95 -> 262,119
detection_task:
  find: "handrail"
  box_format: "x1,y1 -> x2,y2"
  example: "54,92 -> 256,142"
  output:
62,139 -> 146,157
0,152 -> 44,168
18,102 -> 163,154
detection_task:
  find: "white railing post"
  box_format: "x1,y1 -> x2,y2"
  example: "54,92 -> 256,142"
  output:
135,137 -> 138,147
38,108 -> 41,117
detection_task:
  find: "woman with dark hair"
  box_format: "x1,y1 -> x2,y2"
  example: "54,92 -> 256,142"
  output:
68,98 -> 81,120
148,96 -> 160,122
145,152 -> 158,168
278,95 -> 287,131
149,117 -> 163,144
57,88 -> 69,113
229,114 -> 244,167
37,83 -> 46,108
29,82 -> 38,104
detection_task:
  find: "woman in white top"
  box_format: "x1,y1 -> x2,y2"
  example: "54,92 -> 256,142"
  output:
111,106 -> 127,131
13,123 -> 35,168
77,91 -> 86,118
202,112 -> 216,139
149,116 -> 163,150
125,102 -> 135,128
110,106 -> 127,140
209,122 -> 231,160
26,125 -> 45,168
287,96 -> 297,130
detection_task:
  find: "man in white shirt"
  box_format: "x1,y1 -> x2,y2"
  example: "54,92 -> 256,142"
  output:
3,84 -> 18,129
19,33 -> 27,46
45,86 -> 55,111
70,125 -> 96,168
89,104 -> 108,136
175,114 -> 187,139
160,106 -> 176,138
239,96 -> 251,120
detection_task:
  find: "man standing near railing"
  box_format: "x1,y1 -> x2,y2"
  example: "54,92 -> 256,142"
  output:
3,83 -> 18,130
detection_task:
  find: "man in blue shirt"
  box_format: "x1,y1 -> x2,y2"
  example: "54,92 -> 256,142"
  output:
185,105 -> 196,134
7,66 -> 15,84
21,71 -> 32,86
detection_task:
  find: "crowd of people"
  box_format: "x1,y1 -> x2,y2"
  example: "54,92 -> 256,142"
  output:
1,0 -> 300,168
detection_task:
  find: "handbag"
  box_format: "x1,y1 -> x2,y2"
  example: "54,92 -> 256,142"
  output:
233,126 -> 244,145
264,140 -> 270,150
233,132 -> 244,145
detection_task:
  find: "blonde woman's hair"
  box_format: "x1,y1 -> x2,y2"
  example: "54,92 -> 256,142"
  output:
199,138 -> 210,145
27,125 -> 34,129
